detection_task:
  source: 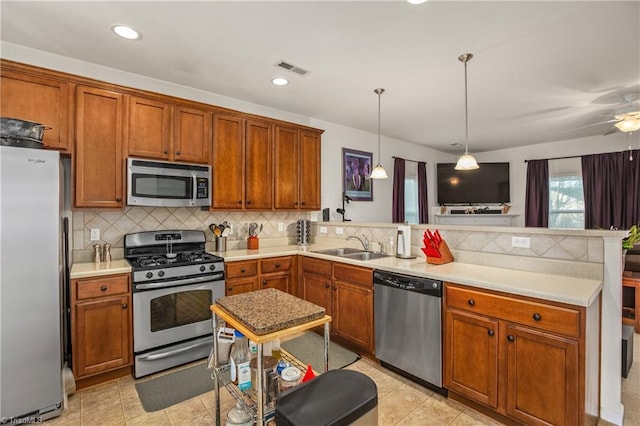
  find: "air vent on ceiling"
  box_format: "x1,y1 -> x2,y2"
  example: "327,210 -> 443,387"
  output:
276,60 -> 309,76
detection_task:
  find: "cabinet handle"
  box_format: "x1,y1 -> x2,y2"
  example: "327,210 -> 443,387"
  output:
176,150 -> 181,155
325,283 -> 331,288
164,149 -> 168,154
122,303 -> 128,309
238,200 -> 242,204
241,268 -> 246,273
115,197 -> 122,202
533,313 -> 541,321
262,280 -> 267,286
301,202 -> 306,206
507,335 -> 515,342
468,299 -> 475,306
228,287 -> 233,291
332,286 -> 337,291
275,263 -> 280,268
101,285 -> 107,292
294,202 -> 298,206
488,329 -> 494,337
247,200 -> 252,205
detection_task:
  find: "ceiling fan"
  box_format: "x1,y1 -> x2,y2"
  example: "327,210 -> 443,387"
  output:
595,93 -> 640,135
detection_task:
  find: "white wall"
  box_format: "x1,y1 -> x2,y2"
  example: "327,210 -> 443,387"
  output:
474,132 -> 640,226
308,118 -> 452,223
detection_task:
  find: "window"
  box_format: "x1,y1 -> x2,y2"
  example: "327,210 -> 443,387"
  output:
405,175 -> 418,224
549,175 -> 584,229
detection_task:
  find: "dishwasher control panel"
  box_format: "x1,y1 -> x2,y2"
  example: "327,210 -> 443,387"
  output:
373,270 -> 442,296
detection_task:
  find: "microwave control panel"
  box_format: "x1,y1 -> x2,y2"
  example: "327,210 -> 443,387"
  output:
196,177 -> 209,199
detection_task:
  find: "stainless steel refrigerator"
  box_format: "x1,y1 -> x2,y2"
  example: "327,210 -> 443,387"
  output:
1,145 -> 63,421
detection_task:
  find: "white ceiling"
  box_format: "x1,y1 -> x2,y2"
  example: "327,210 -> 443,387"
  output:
1,1 -> 639,153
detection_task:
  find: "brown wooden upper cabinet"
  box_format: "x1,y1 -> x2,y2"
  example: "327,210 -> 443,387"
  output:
74,86 -> 124,208
211,114 -> 273,210
126,96 -> 210,164
273,126 -> 322,210
0,67 -> 72,152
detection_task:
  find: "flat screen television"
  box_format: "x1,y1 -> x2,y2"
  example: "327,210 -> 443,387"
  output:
437,162 -> 510,205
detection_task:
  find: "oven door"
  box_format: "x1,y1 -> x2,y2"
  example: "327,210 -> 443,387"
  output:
133,278 -> 224,353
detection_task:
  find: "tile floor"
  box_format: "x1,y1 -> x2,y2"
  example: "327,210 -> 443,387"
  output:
46,333 -> 639,426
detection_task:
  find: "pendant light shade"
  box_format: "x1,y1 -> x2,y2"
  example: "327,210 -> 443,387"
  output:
455,53 -> 479,171
370,88 -> 388,179
614,115 -> 640,133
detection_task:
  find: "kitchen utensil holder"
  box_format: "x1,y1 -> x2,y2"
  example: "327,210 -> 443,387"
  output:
426,240 -> 454,265
214,236 -> 227,252
248,236 -> 259,250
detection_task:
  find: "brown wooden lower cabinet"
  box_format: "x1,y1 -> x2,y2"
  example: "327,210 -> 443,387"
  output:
71,273 -> 132,380
444,282 -> 587,425
299,257 -> 374,354
224,256 -> 295,296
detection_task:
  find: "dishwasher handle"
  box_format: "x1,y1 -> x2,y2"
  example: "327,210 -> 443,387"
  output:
373,270 -> 442,297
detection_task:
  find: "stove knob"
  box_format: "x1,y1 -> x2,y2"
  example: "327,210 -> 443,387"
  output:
209,264 -> 216,271
158,270 -> 165,277
199,265 -> 206,272
146,272 -> 153,279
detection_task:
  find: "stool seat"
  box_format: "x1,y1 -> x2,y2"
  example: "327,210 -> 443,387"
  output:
275,369 -> 377,426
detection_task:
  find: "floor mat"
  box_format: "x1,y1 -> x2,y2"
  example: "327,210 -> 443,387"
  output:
281,332 -> 360,371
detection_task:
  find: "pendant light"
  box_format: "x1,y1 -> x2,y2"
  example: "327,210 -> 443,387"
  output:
455,53 -> 479,171
370,88 -> 389,179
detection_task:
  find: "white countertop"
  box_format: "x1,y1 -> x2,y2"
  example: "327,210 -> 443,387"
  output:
218,243 -> 603,307
70,259 -> 132,279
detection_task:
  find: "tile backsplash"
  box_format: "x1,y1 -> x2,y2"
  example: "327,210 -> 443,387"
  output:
72,207 -> 310,262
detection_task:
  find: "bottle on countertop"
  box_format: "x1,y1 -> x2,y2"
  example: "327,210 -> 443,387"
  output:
230,330 -> 251,392
103,243 -> 111,263
271,338 -> 281,360
93,244 -> 102,264
248,340 -> 258,360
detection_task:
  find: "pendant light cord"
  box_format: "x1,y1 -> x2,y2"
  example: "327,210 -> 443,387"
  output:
464,58 -> 469,155
374,88 -> 385,163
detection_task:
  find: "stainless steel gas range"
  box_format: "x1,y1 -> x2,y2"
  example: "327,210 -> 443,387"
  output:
125,230 -> 225,378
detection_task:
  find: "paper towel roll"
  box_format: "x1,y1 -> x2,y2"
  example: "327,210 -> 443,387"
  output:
397,225 -> 412,258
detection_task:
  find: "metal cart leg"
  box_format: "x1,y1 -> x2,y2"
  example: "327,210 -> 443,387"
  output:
212,313 -> 221,426
323,321 -> 330,373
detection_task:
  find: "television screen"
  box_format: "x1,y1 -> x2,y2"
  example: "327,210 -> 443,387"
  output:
437,162 -> 510,204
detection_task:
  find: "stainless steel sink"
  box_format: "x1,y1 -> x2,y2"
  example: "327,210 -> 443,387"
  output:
341,251 -> 392,261
311,248 -> 391,261
311,247 -> 365,256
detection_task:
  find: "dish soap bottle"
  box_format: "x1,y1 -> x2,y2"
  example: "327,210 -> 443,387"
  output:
230,330 -> 251,392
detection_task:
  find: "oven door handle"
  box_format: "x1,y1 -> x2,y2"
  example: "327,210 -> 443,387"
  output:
135,273 -> 224,290
137,339 -> 212,362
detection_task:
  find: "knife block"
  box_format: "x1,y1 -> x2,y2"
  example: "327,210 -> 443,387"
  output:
426,240 -> 454,265
247,236 -> 259,250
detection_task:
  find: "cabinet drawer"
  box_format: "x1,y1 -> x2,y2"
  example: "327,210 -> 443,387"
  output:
301,257 -> 332,276
226,260 -> 258,278
261,256 -> 292,273
446,284 -> 581,338
333,263 -> 372,287
75,275 -> 130,300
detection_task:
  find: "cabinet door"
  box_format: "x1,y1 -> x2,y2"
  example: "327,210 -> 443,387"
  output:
174,106 -> 211,164
245,119 -> 273,209
444,309 -> 499,408
301,271 -> 332,316
274,125 -> 299,209
0,70 -> 71,151
332,279 -> 373,352
260,272 -> 290,293
127,96 -> 172,160
74,295 -> 131,378
212,114 -> 244,209
75,86 -> 124,208
505,324 -> 579,425
226,277 -> 257,296
298,130 -> 321,210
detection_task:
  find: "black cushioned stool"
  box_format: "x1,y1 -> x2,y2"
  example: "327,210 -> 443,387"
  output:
275,369 -> 377,426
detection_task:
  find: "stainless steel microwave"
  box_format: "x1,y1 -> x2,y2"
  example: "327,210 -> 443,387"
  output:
127,158 -> 211,207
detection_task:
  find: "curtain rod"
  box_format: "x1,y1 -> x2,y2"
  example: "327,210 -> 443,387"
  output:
392,156 -> 425,164
524,147 -> 637,163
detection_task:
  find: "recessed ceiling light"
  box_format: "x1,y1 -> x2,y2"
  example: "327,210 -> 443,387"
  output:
112,25 -> 141,40
271,77 -> 289,86
407,0 -> 428,4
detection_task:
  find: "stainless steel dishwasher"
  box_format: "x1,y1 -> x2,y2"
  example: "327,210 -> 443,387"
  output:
374,270 -> 445,393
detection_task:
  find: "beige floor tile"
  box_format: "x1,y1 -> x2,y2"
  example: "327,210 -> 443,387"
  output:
124,410 -> 171,426
80,404 -> 125,426
120,392 -> 147,420
164,397 -> 209,424
418,396 -> 465,424
170,412 -> 215,426
80,389 -> 122,417
451,412 -> 492,425
378,390 -> 425,425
